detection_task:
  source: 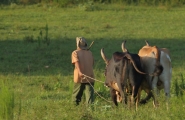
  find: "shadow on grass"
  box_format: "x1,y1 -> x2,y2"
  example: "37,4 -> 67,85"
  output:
0,37 -> 184,76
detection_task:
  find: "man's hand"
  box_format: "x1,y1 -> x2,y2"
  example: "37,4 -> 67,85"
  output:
78,71 -> 83,78
74,61 -> 84,79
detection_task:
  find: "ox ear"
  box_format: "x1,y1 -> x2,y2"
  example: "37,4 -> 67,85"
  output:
113,52 -> 125,63
145,40 -> 150,46
121,40 -> 128,53
101,48 -> 109,65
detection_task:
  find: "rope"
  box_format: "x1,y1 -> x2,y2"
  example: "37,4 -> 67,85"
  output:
82,74 -> 104,84
82,74 -> 112,103
179,87 -> 185,93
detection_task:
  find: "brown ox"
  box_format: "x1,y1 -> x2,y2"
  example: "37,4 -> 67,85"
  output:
122,41 -> 172,109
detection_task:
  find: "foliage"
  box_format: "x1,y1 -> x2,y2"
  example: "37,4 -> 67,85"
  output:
24,23 -> 50,48
18,0 -> 41,5
174,74 -> 185,99
0,0 -> 185,7
23,35 -> 34,43
44,23 -> 50,46
78,1 -> 99,11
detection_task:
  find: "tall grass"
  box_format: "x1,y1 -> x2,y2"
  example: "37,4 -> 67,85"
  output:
174,74 -> 185,99
0,81 -> 14,120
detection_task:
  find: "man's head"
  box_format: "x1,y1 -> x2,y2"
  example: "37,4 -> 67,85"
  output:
76,37 -> 88,50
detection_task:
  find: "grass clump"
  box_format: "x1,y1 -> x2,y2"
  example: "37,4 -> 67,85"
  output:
0,82 -> 14,120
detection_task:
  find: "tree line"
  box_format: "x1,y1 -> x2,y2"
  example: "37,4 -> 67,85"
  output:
0,0 -> 185,7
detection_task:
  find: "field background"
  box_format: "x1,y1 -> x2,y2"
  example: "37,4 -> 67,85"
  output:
0,3 -> 185,120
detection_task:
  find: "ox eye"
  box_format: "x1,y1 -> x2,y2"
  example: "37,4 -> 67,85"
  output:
114,72 -> 116,77
115,67 -> 119,73
113,67 -> 119,77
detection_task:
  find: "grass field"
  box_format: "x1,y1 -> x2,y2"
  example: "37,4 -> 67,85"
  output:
0,4 -> 185,120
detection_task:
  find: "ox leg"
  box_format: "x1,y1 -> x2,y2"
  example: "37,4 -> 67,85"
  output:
160,51 -> 172,110
116,91 -> 122,103
120,85 -> 126,105
139,89 -> 153,104
132,85 -> 141,111
116,77 -> 126,106
136,87 -> 142,107
162,78 -> 171,110
138,79 -> 152,104
151,77 -> 160,108
165,86 -> 170,110
110,88 -> 118,106
119,84 -> 126,105
130,86 -> 136,110
136,88 -> 142,111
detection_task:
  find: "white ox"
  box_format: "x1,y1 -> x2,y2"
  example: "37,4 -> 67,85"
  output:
137,41 -> 172,108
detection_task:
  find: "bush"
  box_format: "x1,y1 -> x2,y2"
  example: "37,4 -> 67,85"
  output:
18,0 -> 41,5
0,0 -> 185,7
53,0 -> 73,7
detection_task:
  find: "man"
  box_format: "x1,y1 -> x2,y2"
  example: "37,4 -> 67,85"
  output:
71,37 -> 95,106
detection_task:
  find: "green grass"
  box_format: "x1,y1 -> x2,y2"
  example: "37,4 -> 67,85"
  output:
0,4 -> 185,119
0,81 -> 14,120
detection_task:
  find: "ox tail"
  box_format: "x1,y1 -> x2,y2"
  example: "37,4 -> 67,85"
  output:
155,47 -> 163,76
124,54 -> 147,75
151,47 -> 163,76
152,63 -> 163,76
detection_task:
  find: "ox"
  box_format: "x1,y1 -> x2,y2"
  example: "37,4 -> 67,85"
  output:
122,41 -> 172,109
101,46 -> 146,109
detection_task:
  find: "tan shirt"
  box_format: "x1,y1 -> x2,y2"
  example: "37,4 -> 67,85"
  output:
71,49 -> 94,83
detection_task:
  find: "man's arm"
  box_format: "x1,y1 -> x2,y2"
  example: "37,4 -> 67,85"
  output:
74,61 -> 83,78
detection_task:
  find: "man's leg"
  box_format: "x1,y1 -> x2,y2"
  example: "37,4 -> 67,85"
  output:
72,83 -> 85,105
85,83 -> 94,105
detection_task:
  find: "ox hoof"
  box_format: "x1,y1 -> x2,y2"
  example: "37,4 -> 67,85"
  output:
139,99 -> 147,104
153,101 -> 159,108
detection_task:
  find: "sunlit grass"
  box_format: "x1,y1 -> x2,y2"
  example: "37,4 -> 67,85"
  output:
0,81 -> 14,120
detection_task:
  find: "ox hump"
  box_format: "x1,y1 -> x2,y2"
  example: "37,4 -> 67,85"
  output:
139,48 -> 155,57
161,51 -> 171,62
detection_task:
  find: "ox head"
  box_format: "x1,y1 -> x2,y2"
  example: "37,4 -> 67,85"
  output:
101,48 -> 146,90
101,48 -> 124,91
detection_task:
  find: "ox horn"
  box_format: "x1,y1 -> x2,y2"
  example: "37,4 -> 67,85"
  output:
145,40 -> 150,46
124,54 -> 147,75
121,40 -> 128,52
101,48 -> 109,65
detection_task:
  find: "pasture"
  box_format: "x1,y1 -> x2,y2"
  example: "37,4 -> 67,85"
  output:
0,4 -> 185,120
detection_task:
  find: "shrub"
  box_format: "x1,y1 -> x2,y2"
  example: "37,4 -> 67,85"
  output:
23,35 -> 35,43
18,0 -> 41,5
1,0 -> 185,7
